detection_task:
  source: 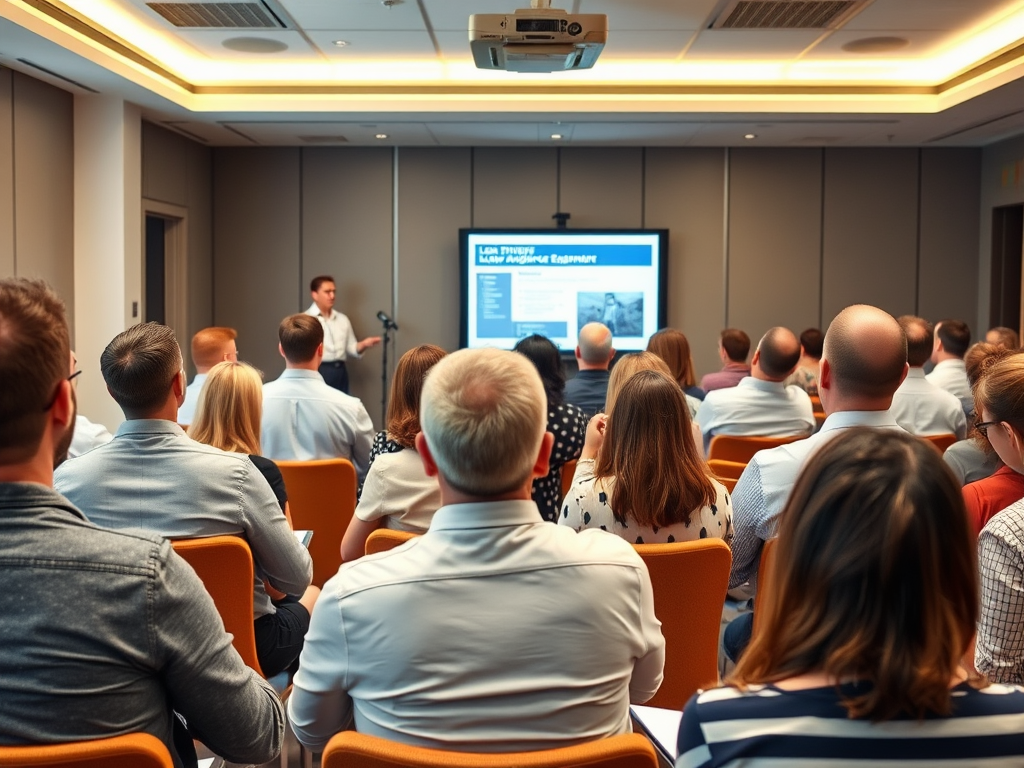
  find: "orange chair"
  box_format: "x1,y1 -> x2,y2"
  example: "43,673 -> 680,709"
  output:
923,433 -> 958,453
560,458 -> 578,500
707,435 -> 801,464
634,539 -> 732,709
275,459 -> 357,587
708,458 -> 746,480
365,528 -> 420,556
321,731 -> 658,768
172,535 -> 263,677
753,537 -> 778,633
0,733 -> 173,768
808,394 -> 823,415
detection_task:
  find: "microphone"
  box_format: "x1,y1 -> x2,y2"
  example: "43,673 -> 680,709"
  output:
376,311 -> 399,331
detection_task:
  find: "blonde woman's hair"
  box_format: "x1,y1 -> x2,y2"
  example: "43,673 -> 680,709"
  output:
189,361 -> 264,455
605,352 -> 672,414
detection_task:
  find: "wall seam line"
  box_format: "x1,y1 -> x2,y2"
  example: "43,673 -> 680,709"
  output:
298,147 -> 304,310
819,148 -> 825,328
10,72 -> 16,275
723,147 -> 730,327
915,148 -> 923,316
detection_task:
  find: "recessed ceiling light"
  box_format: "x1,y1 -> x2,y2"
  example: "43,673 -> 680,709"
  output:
332,40 -> 350,47
375,133 -> 388,139
841,36 -> 909,54
744,134 -> 756,140
551,133 -> 563,140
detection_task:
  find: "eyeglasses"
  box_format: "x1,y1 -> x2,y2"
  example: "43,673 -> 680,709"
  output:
975,420 -> 1000,438
42,371 -> 81,412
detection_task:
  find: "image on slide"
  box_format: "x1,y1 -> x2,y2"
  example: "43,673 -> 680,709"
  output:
578,292 -> 643,337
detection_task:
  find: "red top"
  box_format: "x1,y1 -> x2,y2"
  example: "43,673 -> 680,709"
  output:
964,465 -> 1024,536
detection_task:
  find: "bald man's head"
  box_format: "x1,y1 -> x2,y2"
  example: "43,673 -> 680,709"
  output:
577,322 -> 614,367
823,305 -> 907,399
756,327 -> 801,380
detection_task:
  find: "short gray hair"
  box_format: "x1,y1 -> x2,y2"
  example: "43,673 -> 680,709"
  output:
420,347 -> 546,496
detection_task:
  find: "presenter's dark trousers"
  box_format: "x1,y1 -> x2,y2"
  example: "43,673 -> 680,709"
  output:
319,359 -> 349,394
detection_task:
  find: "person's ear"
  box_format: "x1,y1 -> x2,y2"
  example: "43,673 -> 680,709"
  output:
607,347 -> 616,363
415,432 -> 439,477
278,342 -> 286,360
531,431 -> 555,481
575,346 -> 582,361
751,348 -> 761,368
50,380 -> 74,430
316,342 -> 324,359
818,358 -> 832,391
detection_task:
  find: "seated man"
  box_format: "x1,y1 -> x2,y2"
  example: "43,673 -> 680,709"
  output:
696,327 -> 815,452
55,322 -> 315,679
261,314 -> 373,478
178,326 -> 238,426
0,279 -> 283,766
783,327 -> 823,396
564,322 -> 614,418
927,318 -> 974,419
891,316 -> 967,439
700,328 -> 751,393
288,347 -> 665,752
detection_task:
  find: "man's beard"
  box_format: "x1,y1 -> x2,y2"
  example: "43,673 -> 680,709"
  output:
53,387 -> 77,469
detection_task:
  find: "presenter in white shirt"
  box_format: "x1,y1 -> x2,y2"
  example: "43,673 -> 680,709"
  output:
305,275 -> 380,394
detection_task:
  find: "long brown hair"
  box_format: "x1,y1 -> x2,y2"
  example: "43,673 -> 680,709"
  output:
646,328 -> 697,388
595,369 -> 716,528
732,429 -> 979,721
189,361 -> 264,455
387,345 -> 447,448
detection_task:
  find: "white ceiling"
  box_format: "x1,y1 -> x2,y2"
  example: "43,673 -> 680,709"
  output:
2,0 -> 1024,147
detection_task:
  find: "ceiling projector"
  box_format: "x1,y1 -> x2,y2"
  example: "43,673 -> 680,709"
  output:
469,1 -> 608,73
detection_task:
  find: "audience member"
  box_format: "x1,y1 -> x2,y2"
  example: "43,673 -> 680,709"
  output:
55,322 -> 315,679
261,314 -> 373,477
287,348 -> 664,752
647,328 -> 705,400
680,429 -> 1024,765
340,345 -> 446,562
724,305 -> 906,659
189,360 -> 289,514
564,322 -> 614,417
944,342 -> 1007,485
513,335 -> 587,522
66,350 -> 112,459
890,316 -> 967,439
966,352 -> 1024,536
178,326 -> 237,425
305,275 -> 380,394
0,280 -> 284,765
696,327 -> 815,452
928,318 -> 974,418
700,328 -> 751,392
560,369 -> 732,545
986,325 -> 1020,349
782,327 -> 823,395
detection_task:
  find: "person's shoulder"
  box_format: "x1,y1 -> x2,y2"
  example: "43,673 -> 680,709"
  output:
981,498 -> 1024,544
560,524 -> 647,567
63,519 -> 173,573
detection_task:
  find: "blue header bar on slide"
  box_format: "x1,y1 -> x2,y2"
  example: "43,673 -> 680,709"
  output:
474,244 -> 651,267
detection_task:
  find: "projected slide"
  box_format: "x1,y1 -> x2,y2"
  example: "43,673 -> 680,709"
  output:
461,230 -> 666,352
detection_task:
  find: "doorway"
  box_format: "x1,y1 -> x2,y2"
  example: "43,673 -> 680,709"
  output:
141,200 -> 189,353
990,204 -> 1024,334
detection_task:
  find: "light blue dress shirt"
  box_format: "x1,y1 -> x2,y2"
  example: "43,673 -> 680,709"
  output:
261,368 -> 373,478
177,371 -> 207,425
696,376 -> 815,452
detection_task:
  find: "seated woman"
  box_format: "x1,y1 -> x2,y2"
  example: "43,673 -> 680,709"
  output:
513,334 -> 588,522
340,345 -> 446,562
646,328 -> 705,401
559,368 -> 731,545
945,342 -> 1010,486
679,429 -> 1024,766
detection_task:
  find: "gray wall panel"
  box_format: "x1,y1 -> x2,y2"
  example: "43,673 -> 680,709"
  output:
396,148 -> 472,356
0,68 -> 13,277
142,122 -> 188,205
821,148 -> 919,326
917,148 -> 980,326
213,148 -> 300,381
560,148 -> 643,229
186,137 -> 214,336
472,147 -> 558,228
12,71 -> 74,325
644,147 -> 726,377
302,147 -> 394,423
977,134 -> 1024,333
728,148 -> 823,343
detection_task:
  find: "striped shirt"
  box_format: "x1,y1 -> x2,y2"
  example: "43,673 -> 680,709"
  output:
677,682 -> 1024,767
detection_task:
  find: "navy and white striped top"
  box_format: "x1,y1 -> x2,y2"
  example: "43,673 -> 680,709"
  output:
677,681 -> 1024,767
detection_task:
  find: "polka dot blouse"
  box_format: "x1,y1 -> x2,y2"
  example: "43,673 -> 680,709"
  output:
532,401 -> 588,522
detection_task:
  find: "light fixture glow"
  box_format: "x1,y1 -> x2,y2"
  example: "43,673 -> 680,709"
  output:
332,40 -> 350,47
375,133 -> 388,139
745,133 -> 756,139
551,133 -> 563,139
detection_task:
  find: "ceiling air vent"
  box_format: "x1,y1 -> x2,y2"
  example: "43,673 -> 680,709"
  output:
147,2 -> 285,28
712,0 -> 865,29
299,136 -> 350,144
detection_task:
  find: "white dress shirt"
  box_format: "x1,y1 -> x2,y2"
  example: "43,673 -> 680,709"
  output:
67,415 -> 113,458
926,358 -> 974,418
729,410 -> 905,590
261,368 -> 373,478
889,367 -> 968,439
177,372 -> 207,425
354,447 -> 440,532
288,499 -> 665,753
696,376 -> 815,452
305,302 -> 359,363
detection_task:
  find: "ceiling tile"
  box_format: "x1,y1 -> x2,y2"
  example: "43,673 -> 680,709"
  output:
304,30 -> 438,59
174,30 -> 316,60
276,0 -> 426,31
579,0 -> 721,31
220,120 -> 438,145
601,30 -> 697,59
683,29 -> 826,60
841,0 -> 1019,32
806,29 -> 952,59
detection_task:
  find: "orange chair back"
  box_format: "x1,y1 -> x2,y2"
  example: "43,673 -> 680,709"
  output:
707,435 -> 801,464
275,459 -> 357,587
172,536 -> 263,677
808,395 -> 823,414
708,459 -> 746,480
923,433 -> 958,453
753,537 -> 778,633
0,733 -> 173,767
321,731 -> 658,768
633,539 -> 732,709
560,459 -> 577,500
365,529 -> 420,556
